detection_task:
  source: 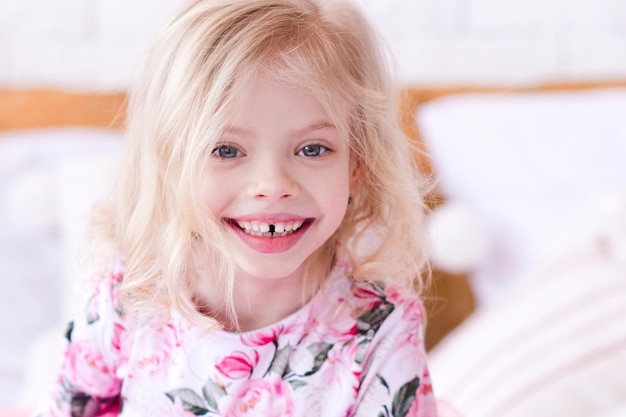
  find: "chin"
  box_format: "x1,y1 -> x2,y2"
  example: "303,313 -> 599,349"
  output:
236,260 -> 306,282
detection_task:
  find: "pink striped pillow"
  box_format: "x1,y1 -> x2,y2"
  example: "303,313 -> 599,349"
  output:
428,238 -> 626,417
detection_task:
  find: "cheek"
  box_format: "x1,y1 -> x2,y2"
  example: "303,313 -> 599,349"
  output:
318,167 -> 351,221
199,170 -> 229,218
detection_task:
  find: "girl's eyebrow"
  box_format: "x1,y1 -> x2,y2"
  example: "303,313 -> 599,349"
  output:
293,121 -> 338,135
224,121 -> 338,137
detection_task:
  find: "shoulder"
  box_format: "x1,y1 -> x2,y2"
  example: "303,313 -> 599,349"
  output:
343,280 -> 434,415
348,279 -> 425,334
77,253 -> 126,324
318,275 -> 425,348
349,280 -> 424,323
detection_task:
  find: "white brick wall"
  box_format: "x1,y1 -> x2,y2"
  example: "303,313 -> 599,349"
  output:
0,0 -> 625,90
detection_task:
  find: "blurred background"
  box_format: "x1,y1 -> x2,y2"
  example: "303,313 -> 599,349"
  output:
1,0 -> 625,89
1,1 -> 626,415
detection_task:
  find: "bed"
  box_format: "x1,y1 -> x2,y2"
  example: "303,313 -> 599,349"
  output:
1,82 -> 626,416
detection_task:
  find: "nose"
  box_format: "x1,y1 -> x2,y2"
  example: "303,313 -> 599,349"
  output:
246,157 -> 299,201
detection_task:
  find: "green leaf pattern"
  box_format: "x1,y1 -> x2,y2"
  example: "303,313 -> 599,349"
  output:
391,376 -> 421,417
202,381 -> 228,411
164,283 -> 420,415
166,388 -> 211,415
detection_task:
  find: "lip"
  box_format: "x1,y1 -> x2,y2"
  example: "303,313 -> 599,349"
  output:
225,216 -> 314,254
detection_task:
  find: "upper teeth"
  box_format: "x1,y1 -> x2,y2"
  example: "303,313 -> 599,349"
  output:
237,220 -> 304,236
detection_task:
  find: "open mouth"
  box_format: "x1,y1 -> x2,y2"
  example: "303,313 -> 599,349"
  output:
227,218 -> 313,237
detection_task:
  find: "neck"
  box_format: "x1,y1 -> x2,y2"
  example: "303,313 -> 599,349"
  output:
234,273 -> 309,331
191,246 -> 334,332
193,268 -> 318,333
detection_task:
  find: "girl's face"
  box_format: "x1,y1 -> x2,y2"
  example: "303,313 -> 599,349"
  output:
200,75 -> 353,284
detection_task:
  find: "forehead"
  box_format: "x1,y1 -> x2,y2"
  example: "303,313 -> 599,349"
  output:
227,73 -> 351,132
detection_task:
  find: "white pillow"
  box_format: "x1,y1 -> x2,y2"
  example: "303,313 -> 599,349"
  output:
417,88 -> 626,305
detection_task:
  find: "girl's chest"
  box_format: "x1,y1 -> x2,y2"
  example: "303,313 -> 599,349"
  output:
117,327 -> 366,416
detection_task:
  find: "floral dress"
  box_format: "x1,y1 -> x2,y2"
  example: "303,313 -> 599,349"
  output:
35,257 -> 436,417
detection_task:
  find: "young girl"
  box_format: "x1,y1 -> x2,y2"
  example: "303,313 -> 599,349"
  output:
36,0 -> 436,415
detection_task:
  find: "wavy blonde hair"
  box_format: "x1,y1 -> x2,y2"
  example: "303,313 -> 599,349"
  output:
92,0 -> 431,330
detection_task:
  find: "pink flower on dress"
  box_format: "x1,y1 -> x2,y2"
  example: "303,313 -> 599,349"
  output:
318,342 -> 360,392
241,326 -> 281,347
385,286 -> 424,324
402,299 -> 424,324
223,375 -> 294,417
306,288 -> 359,343
385,286 -> 426,349
216,350 -> 260,380
107,266 -> 125,311
110,269 -> 123,284
111,321 -> 127,353
110,320 -> 131,375
126,322 -> 179,378
64,341 -> 122,398
352,285 -> 386,317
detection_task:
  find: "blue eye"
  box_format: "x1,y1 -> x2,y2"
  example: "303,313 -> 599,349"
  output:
213,145 -> 241,159
298,144 -> 329,157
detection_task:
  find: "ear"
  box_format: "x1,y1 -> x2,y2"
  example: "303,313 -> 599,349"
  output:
349,158 -> 362,198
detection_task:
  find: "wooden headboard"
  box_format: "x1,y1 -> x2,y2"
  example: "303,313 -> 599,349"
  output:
4,79 -> 625,171
0,90 -> 126,131
3,80 -> 625,349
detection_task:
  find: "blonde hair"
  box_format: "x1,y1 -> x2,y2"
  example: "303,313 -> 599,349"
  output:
93,0 -> 431,330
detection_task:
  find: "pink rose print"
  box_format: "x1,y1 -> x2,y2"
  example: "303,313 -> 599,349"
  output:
307,295 -> 358,343
111,321 -> 126,353
319,342 -> 360,392
386,287 -> 423,324
110,269 -> 123,284
107,266 -> 124,311
216,350 -> 260,380
353,285 -> 383,311
402,298 -> 423,324
110,320 -> 130,374
64,341 -> 122,398
126,322 -> 179,378
384,285 -> 405,303
223,375 -> 294,417
385,292 -> 425,350
241,326 -> 281,347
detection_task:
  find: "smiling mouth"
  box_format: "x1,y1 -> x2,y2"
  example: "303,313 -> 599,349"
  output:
228,219 -> 312,237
